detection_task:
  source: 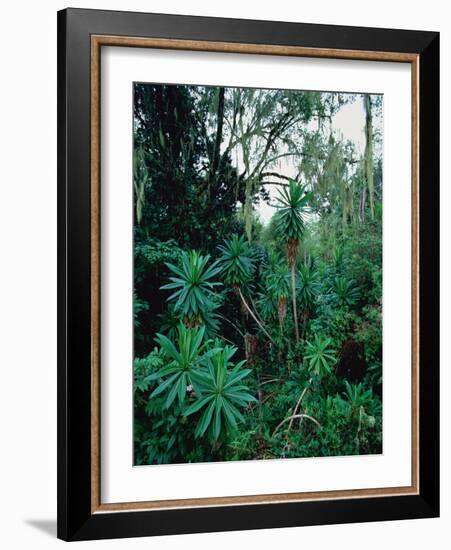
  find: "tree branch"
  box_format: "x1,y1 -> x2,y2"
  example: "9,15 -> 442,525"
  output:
272,414 -> 321,437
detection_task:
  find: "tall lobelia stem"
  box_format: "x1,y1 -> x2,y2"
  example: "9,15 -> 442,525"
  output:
277,296 -> 287,333
288,238 -> 300,343
364,94 -> 374,220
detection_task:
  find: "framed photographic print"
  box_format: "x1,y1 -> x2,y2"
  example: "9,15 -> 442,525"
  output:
57,8 -> 439,541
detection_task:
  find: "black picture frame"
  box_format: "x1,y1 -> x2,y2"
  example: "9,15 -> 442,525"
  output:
57,7 -> 439,541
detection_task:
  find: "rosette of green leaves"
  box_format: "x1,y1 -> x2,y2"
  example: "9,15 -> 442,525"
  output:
160,250 -> 222,321
297,262 -> 320,312
274,180 -> 311,244
148,324 -> 220,409
330,276 -> 360,308
304,334 -> 336,378
217,234 -> 254,287
184,343 -> 257,441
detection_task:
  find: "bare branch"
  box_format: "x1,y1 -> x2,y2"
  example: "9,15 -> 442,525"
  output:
272,414 -> 321,437
237,287 -> 277,347
261,172 -> 292,181
287,378 -> 312,433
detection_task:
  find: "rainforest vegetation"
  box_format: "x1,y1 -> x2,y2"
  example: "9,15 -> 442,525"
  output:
133,83 -> 383,464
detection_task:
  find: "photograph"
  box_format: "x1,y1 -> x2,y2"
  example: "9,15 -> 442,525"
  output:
133,83 -> 384,465
53,6 -> 440,541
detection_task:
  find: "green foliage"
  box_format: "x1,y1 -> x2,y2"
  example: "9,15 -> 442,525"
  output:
160,250 -> 222,322
133,291 -> 149,329
185,343 -> 256,441
330,276 -> 360,308
338,220 -> 382,304
134,239 -> 181,284
134,238 -> 183,355
343,381 -> 378,415
157,304 -> 179,341
217,234 -> 254,287
134,348 -> 191,465
274,180 -> 312,243
133,145 -> 149,224
354,305 -> 382,368
198,299 -> 222,338
148,324 -> 219,408
133,84 -> 241,251
267,262 -> 290,300
134,348 -> 165,395
297,262 -> 320,312
304,335 -> 336,378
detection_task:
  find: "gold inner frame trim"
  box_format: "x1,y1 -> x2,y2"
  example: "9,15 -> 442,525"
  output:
90,34 -> 420,514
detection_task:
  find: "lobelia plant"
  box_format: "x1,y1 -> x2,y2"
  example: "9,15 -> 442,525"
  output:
148,323 -> 221,409
342,381 -> 380,453
274,180 -> 312,342
330,276 -> 360,308
184,342 -> 257,441
267,262 -> 291,331
304,334 -> 336,378
297,262 -> 320,314
217,233 -> 254,287
342,380 -> 376,416
218,234 -> 275,345
296,261 -> 320,339
160,250 -> 222,327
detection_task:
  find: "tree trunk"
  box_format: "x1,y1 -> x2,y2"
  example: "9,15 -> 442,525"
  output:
243,178 -> 254,243
291,262 -> 300,343
364,94 -> 374,220
244,333 -> 258,366
359,184 -> 366,223
209,87 -> 225,188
